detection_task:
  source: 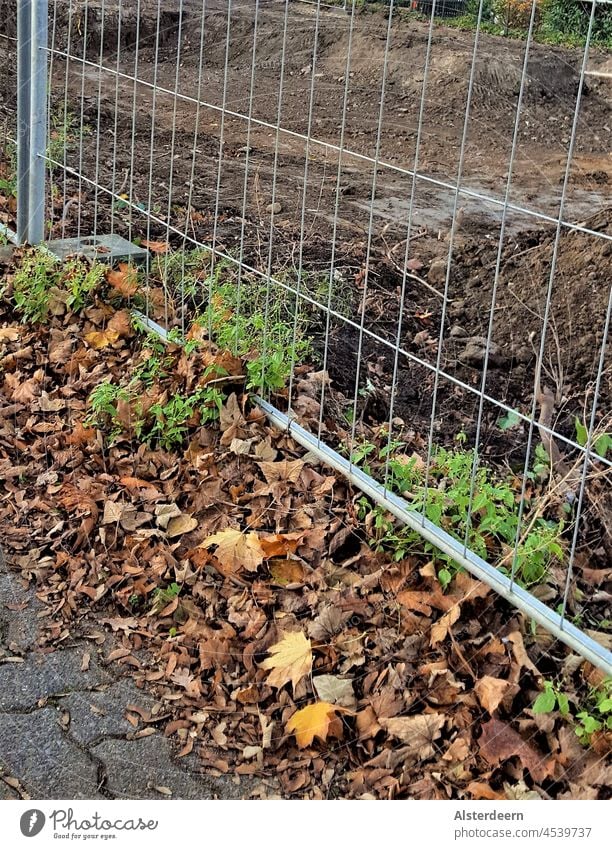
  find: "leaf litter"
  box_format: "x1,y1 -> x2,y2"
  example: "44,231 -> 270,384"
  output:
0,250 -> 609,800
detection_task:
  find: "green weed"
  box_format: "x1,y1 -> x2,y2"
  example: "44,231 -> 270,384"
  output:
154,247 -> 351,397
349,438 -> 564,589
150,581 -> 182,614
532,677 -> 612,746
8,247 -> 104,323
533,678 -> 571,717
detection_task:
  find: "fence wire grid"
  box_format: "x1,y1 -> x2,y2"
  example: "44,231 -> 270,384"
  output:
1,0 -> 611,673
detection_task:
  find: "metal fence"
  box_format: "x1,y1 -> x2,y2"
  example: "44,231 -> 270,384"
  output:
1,0 -> 611,673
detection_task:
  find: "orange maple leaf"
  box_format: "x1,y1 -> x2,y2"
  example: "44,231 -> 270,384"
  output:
286,701 -> 348,749
106,263 -> 138,297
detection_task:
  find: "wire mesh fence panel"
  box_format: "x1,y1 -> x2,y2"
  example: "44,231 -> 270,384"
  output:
2,0 -> 612,671
0,1 -> 18,240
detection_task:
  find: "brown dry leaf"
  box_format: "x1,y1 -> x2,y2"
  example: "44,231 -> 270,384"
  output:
11,376 -> 40,404
397,587 -> 457,614
286,701 -> 346,749
107,309 -> 132,339
466,781 -> 505,800
397,590 -> 435,616
200,527 -> 265,573
474,676 -> 518,714
84,329 -> 120,350
106,263 -> 138,297
430,605 -> 460,645
259,631 -> 312,691
504,780 -> 541,800
0,326 -> 21,342
308,606 -> 350,640
142,239 -> 170,254
155,503 -> 182,528
166,513 -> 198,538
259,533 -> 302,558
356,706 -> 382,740
269,558 -> 306,586
379,713 -> 445,761
258,459 -> 304,484
66,421 -> 96,446
479,717 -> 553,782
48,333 -> 74,365
102,500 -> 124,525
39,391 -> 65,412
507,630 -> 538,674
313,674 -> 356,709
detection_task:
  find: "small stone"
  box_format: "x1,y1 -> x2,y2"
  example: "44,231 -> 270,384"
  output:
449,325 -> 467,338
428,258 -> 452,285
266,202 -> 282,215
459,336 -> 500,367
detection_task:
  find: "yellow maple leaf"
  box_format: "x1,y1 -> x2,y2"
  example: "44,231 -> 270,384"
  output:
259,631 -> 312,691
286,701 -> 346,749
200,527 -> 265,573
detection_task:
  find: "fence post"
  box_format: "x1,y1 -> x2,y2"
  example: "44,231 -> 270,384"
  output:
16,0 -> 32,243
28,0 -> 48,244
16,0 -> 47,244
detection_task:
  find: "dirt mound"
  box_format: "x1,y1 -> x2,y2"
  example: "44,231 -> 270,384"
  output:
323,210 -> 611,471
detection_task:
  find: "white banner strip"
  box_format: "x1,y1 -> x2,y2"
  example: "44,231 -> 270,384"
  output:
0,799 -> 608,848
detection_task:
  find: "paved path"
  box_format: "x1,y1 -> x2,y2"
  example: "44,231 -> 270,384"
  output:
0,552 -> 259,800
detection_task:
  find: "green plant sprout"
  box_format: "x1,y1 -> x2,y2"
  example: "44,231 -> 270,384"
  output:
348,441 -> 564,589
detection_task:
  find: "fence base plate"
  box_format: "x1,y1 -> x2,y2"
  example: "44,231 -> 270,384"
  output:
43,234 -> 148,264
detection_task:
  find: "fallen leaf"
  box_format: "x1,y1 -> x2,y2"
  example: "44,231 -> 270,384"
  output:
155,503 -> 182,528
379,713 -> 445,761
107,309 -> 132,338
242,745 -> 262,760
308,606 -> 350,639
153,785 -> 173,796
507,631 -> 538,674
269,558 -> 306,586
504,780 -> 541,800
286,701 -> 346,749
166,513 -> 198,538
0,326 -> 21,342
356,706 -> 382,740
39,391 -> 65,412
259,533 -> 302,558
11,377 -> 40,404
260,631 -> 312,691
106,263 -> 138,297
466,781 -> 505,800
102,501 -> 124,524
313,674 -> 356,709
84,329 -> 120,349
258,459 -> 304,484
475,676 -> 518,714
430,605 -> 460,645
142,240 -> 170,254
67,422 -> 96,446
201,527 -> 265,573
479,717 -> 553,782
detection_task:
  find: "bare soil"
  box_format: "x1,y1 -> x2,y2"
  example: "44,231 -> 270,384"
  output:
1,2 -> 610,463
